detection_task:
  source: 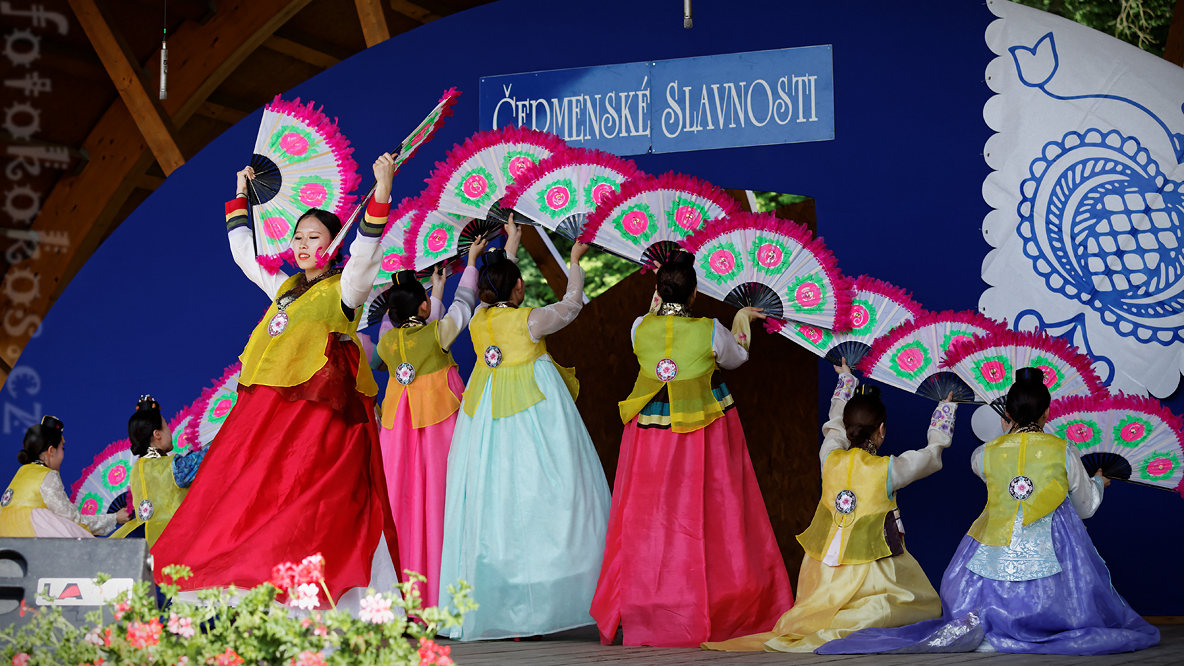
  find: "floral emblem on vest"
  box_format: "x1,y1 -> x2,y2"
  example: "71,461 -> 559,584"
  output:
1009,475 -> 1035,501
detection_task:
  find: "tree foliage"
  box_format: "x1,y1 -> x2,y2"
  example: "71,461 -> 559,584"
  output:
1012,0 -> 1176,55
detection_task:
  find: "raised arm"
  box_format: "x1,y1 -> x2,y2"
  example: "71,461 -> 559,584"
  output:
41,470 -> 119,535
229,166 -> 289,299
340,154 -> 395,310
526,241 -> 588,340
437,236 -> 487,350
887,397 -> 957,494
712,307 -> 764,370
820,362 -> 858,468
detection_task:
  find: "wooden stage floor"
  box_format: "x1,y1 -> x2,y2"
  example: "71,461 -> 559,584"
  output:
443,624 -> 1183,665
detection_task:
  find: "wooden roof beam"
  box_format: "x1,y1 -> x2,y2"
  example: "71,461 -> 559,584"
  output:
390,0 -> 440,23
67,0 -> 186,175
264,35 -> 341,69
355,0 -> 392,47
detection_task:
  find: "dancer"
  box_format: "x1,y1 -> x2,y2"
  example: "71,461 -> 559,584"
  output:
111,396 -> 207,545
818,367 -> 1160,655
375,235 -> 487,607
438,218 -> 611,640
152,155 -> 400,606
705,360 -> 952,652
0,416 -> 130,537
590,251 -> 792,647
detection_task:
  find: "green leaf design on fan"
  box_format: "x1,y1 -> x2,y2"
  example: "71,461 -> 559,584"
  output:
941,330 -> 976,356
206,395 -> 237,424
794,323 -> 833,350
1030,356 -> 1065,393
847,298 -> 877,336
786,274 -> 828,315
1056,418 -> 1102,451
611,202 -> 658,245
377,246 -> 407,281
1113,415 -> 1153,448
664,197 -> 710,237
889,341 -> 932,381
420,222 -> 456,262
1139,450 -> 1180,482
583,175 -> 619,209
751,235 -> 792,276
698,241 -> 743,285
290,175 -> 337,211
501,150 -> 539,183
971,354 -> 1013,392
535,178 -> 577,219
77,491 -> 104,516
454,166 -> 496,209
101,460 -> 130,493
403,110 -> 440,153
268,124 -> 318,163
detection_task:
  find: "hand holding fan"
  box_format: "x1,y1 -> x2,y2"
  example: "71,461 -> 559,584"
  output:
679,212 -> 853,332
1048,394 -> 1184,495
579,172 -> 741,268
858,311 -> 1008,402
247,96 -> 361,268
943,328 -> 1107,415
324,88 -> 462,261
502,147 -> 642,240
423,125 -> 567,225
781,275 -> 923,366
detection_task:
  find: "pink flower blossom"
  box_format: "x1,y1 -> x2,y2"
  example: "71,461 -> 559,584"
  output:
127,617 -> 163,649
358,593 -> 395,625
175,658 -> 190,666
84,627 -> 104,647
12,653 -> 29,666
296,553 -> 325,585
113,600 -> 131,621
288,582 -> 320,611
270,561 -> 299,591
290,651 -> 327,666
313,624 -> 328,638
167,612 -> 195,638
212,649 -> 244,666
417,638 -> 453,666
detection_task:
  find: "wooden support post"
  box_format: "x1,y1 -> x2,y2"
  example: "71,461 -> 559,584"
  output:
389,0 -> 440,23
355,0 -> 392,47
1164,0 -> 1184,67
67,0 -> 186,175
519,225 -> 568,301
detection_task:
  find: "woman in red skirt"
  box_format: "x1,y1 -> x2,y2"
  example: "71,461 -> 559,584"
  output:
152,156 -> 400,607
590,251 -> 793,646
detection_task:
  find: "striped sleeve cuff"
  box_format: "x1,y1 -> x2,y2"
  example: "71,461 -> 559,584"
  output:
359,197 -> 391,238
225,197 -> 250,232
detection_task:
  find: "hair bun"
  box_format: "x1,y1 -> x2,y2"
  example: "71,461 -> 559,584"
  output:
40,415 -> 64,433
483,248 -> 508,267
854,384 -> 881,399
664,250 -> 694,268
136,395 -> 160,412
391,270 -> 417,287
1015,367 -> 1045,385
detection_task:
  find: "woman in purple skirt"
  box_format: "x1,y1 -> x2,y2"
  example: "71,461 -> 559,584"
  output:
818,367 -> 1159,656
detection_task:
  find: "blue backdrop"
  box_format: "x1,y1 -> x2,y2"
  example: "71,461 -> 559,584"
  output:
5,0 -> 1181,614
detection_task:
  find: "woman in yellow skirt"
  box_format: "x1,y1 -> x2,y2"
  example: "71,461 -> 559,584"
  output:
704,359 -> 953,652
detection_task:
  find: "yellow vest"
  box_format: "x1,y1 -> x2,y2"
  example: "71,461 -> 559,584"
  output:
238,272 -> 378,397
377,322 -> 459,429
0,464 -> 52,537
619,316 -> 722,433
797,448 -> 897,564
463,306 -> 578,418
110,456 -> 188,546
968,432 -> 1068,547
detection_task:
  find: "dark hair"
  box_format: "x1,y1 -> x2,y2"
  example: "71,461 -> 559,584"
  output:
656,251 -> 697,305
1005,367 -> 1051,427
386,271 -> 428,324
128,396 -> 165,457
19,416 -> 64,465
477,249 -> 521,304
298,208 -> 343,238
843,385 -> 887,451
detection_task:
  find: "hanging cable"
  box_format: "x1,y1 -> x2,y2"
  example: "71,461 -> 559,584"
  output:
159,0 -> 168,100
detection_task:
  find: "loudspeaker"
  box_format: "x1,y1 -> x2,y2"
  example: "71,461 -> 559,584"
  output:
0,538 -> 153,628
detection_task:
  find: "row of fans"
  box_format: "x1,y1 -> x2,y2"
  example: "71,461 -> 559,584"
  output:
70,89 -> 1184,517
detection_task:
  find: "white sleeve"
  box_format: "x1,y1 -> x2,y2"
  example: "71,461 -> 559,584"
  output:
628,315 -> 646,345
820,373 -> 858,469
527,263 -> 585,340
711,319 -> 749,370
970,445 -> 986,480
229,227 -> 289,299
438,267 -> 480,351
1066,445 -> 1105,519
340,234 -> 382,310
41,471 -> 115,535
888,402 -> 957,492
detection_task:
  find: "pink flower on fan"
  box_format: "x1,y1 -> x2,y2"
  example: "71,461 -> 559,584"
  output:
167,612 -> 195,638
359,593 -> 396,625
417,638 -> 453,666
12,653 -> 29,666
291,651 -> 327,666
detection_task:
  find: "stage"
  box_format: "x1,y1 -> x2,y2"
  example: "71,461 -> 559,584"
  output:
444,623 -> 1184,665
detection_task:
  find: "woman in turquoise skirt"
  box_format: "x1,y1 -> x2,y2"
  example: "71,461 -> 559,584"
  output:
438,220 -> 611,640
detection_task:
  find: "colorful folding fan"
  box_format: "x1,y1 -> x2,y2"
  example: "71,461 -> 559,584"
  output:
184,363 -> 242,450
502,147 -> 643,240
403,201 -> 501,272
779,275 -> 924,367
1048,394 -> 1184,495
360,196 -> 424,327
858,311 -> 1008,402
422,126 -> 567,224
324,88 -> 461,261
247,96 -> 360,267
679,213 -> 852,333
943,328 -> 1107,415
579,172 -> 741,268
